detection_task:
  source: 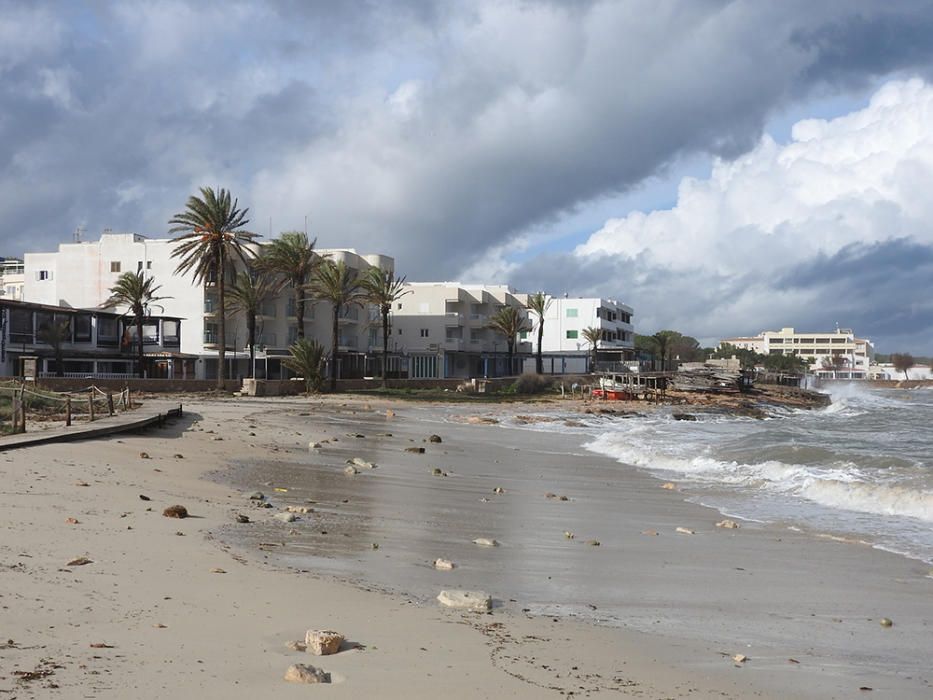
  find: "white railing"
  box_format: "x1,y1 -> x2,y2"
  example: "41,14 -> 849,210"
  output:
39,372 -> 136,379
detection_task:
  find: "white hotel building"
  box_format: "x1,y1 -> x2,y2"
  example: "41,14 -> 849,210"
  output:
719,327 -> 874,378
23,232 -> 392,380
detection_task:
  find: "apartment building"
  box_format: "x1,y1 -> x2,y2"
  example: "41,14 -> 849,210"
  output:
524,296 -> 635,373
719,327 -> 874,378
0,299 -> 184,378
23,232 -> 392,380
0,258 -> 24,300
391,283 -> 531,378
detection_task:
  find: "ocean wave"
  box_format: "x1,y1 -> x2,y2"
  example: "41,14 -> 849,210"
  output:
584,433 -> 933,522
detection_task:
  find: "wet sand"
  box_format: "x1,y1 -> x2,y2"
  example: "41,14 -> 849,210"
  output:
1,395 -> 930,698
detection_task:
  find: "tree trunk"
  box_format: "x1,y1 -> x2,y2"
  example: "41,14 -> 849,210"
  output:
382,307 -> 390,388
536,322 -> 543,374
330,304 -> 339,392
507,340 -> 514,377
216,251 -> 226,390
136,314 -> 145,379
247,315 -> 256,378
296,288 -> 305,339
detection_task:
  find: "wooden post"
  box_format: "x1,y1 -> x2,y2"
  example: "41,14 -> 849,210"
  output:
88,389 -> 95,422
107,393 -> 115,416
65,396 -> 72,427
12,389 -> 23,434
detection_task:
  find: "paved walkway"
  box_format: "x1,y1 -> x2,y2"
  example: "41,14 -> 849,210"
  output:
0,400 -> 184,452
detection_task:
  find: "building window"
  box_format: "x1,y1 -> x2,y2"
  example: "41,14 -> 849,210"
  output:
146,261 -> 152,269
398,328 -> 403,335
566,308 -> 578,318
420,329 -> 429,337
74,314 -> 92,342
110,261 -> 121,273
397,302 -> 403,310
137,261 -> 143,272
37,270 -> 52,281
519,331 -> 528,339
204,324 -> 218,345
566,330 -> 578,339
287,326 -> 299,345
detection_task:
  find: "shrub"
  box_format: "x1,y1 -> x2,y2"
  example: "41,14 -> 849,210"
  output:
511,373 -> 555,394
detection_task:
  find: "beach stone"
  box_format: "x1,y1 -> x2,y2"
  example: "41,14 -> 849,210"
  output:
661,482 -> 676,490
641,529 -> 659,536
879,617 -> 893,627
586,539 -> 601,546
493,487 -> 505,494
162,505 -> 188,519
434,558 -> 456,570
406,447 -> 426,454
286,505 -> 312,514
348,457 -> 376,469
235,514 -> 250,523
716,519 -> 739,529
386,409 -> 395,418
675,527 -> 695,535
274,512 -> 298,523
304,629 -> 344,656
308,442 -> 322,450
139,452 -> 150,459
428,434 -> 443,443
248,492 -> 265,500
472,537 -> 499,547
284,663 -> 330,684
67,557 -> 93,566
437,589 -> 492,612
672,413 -> 698,421
564,531 -> 574,539
344,465 -> 359,475
286,640 -> 307,652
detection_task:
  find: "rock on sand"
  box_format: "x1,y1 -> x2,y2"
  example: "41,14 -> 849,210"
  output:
304,629 -> 344,655
437,589 -> 492,612
284,663 -> 330,684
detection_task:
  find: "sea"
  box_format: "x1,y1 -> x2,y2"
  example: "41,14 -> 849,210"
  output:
573,382 -> 933,564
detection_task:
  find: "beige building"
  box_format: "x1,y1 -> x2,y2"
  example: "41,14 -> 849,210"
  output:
720,327 -> 874,378
392,283 -> 530,378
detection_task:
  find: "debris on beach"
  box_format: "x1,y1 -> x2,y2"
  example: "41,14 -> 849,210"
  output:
716,519 -> 739,529
661,482 -> 676,490
434,558 -> 456,570
348,457 -> 376,469
66,517 -> 80,525
641,530 -> 659,536
564,531 -> 575,539
66,556 -> 92,566
139,494 -> 151,501
428,434 -> 443,443
286,640 -> 307,652
386,409 -> 395,418
139,452 -> 150,459
162,505 -> 189,519
432,468 -> 448,477
472,537 -> 499,547
672,413 -> 698,421
75,480 -> 90,487
89,642 -> 115,649
248,491 -> 265,501
493,487 -> 505,494
305,629 -> 344,655
344,465 -> 359,475
675,527 -> 695,535
210,567 -> 226,574
731,653 -> 748,664
308,442 -> 322,450
274,512 -> 298,523
286,505 -> 312,514
545,493 -> 569,501
274,487 -> 288,493
406,446 -> 426,454
586,539 -> 601,546
437,589 -> 492,612
173,453 -> 184,459
284,663 -> 331,684
346,432 -> 366,438
235,514 -> 250,523
879,617 -> 893,627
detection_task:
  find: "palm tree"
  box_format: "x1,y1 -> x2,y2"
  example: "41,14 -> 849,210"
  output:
283,338 -> 326,394
169,187 -> 257,389
310,259 -> 366,391
255,231 -> 317,339
361,267 -> 410,386
581,326 -> 601,372
487,306 -> 532,377
226,268 -> 279,378
106,271 -> 169,378
526,292 -> 552,374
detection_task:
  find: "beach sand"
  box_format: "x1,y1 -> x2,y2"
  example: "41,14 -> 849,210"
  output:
1,395 -> 929,698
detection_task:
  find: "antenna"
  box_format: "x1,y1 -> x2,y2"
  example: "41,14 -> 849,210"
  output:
73,226 -> 85,243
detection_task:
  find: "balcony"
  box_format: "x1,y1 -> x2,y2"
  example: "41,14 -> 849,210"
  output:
445,312 -> 464,324
468,313 -> 487,324
443,338 -> 464,351
517,341 -> 533,353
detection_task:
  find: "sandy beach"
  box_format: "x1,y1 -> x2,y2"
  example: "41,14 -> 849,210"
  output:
1,395 -> 930,699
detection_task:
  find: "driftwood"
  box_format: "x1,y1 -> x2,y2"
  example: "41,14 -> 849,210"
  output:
670,367 -> 744,392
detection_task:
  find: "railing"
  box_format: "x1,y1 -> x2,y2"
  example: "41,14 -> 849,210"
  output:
445,312 -> 464,323
469,313 -> 487,323
39,372 -> 136,379
1,382 -> 134,436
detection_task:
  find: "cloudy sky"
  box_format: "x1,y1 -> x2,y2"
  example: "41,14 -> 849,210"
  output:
3,0 -> 933,352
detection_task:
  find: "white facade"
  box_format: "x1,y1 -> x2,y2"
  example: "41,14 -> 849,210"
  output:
526,296 -> 634,355
392,283 -> 530,378
0,258 -> 24,300
23,232 -> 392,380
720,327 -> 875,378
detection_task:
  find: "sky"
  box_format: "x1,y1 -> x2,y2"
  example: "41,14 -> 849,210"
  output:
3,1 -> 933,352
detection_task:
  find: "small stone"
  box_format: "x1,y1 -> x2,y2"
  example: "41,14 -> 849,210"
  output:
673,413 -> 698,421
210,568 -> 226,574
432,468 -> 446,477
434,558 -> 455,570
139,494 -> 151,501
248,492 -> 265,501
75,480 -> 90,487
236,514 -> 250,524
66,517 -> 80,525
641,530 -> 659,536
67,557 -> 92,566
493,487 -> 505,494
564,531 -> 574,539
139,452 -> 150,459
211,436 -> 223,441
304,629 -> 344,656
348,457 -> 376,469
173,454 -> 184,459
437,589 -> 492,612
406,447 -> 426,454
675,527 -> 694,535
285,640 -> 307,652
428,434 -> 442,443
732,654 -> 747,663
162,505 -> 188,519
284,663 -> 330,684
286,505 -> 312,514
661,482 -> 676,490
308,442 -> 322,450
716,519 -> 739,529
386,409 -> 395,418
586,539 -> 601,546
879,617 -> 893,628
274,512 -> 298,523
472,537 -> 499,547
344,465 -> 359,475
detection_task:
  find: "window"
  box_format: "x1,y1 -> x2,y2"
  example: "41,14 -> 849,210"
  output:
110,261 -> 121,273
369,328 -> 378,346
398,328 -> 403,335
204,323 -> 218,345
137,261 -> 143,272
397,302 -> 403,310
163,320 -> 180,346
566,330 -> 578,339
770,338 -> 784,344
97,317 -> 119,345
566,308 -> 578,318
74,314 -> 92,343
204,296 -> 216,313
36,270 -> 52,281
519,331 -> 528,339
287,326 -> 299,345
146,261 -> 152,270
420,329 -> 429,337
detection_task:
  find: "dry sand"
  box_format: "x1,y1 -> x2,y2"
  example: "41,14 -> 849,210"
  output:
0,395 -> 930,699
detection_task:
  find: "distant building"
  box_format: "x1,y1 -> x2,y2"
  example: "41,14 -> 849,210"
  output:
719,327 -> 874,378
392,282 -> 530,378
0,257 -> 24,301
23,232 -> 392,380
525,296 -> 635,373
